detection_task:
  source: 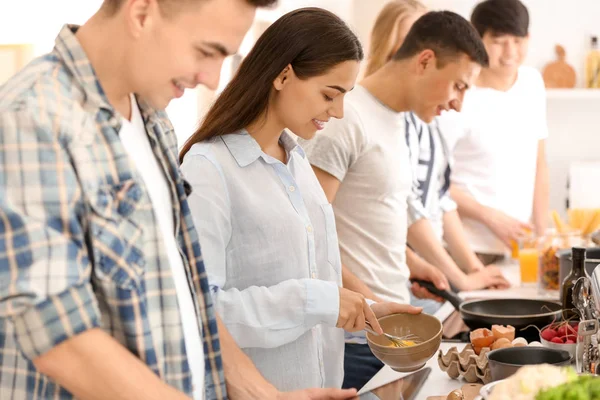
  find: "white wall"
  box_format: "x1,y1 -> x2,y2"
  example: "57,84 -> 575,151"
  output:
0,1 -> 102,52
2,0 -> 599,214
0,0 -> 202,145
350,0 -> 600,215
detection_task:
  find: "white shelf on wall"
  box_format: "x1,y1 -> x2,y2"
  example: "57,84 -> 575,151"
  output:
546,88 -> 600,100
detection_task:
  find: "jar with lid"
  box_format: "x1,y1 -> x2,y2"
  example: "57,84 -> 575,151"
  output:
539,229 -> 584,294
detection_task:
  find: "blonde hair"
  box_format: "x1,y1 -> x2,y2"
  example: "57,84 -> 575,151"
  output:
365,0 -> 427,77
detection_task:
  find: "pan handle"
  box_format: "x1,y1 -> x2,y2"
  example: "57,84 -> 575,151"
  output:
411,279 -> 463,311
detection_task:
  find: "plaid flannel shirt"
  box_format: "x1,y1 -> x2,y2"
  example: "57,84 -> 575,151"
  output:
0,25 -> 226,399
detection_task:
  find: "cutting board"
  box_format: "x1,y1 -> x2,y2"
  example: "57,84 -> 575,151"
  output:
542,44 -> 576,88
427,383 -> 482,400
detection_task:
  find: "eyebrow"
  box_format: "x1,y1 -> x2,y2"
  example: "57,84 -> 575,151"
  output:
201,41 -> 233,57
327,85 -> 354,94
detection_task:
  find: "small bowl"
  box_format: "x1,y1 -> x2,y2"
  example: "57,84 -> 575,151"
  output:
487,347 -> 571,381
539,323 -> 578,361
366,313 -> 442,372
540,338 -> 577,361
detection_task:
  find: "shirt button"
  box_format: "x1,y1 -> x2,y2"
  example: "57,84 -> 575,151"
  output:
306,225 -> 313,233
289,185 -> 296,192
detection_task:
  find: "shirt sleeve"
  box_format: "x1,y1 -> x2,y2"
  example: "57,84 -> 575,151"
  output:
407,190 -> 429,226
300,105 -> 366,182
439,192 -> 458,213
181,150 -> 340,349
0,107 -> 102,360
405,113 -> 430,226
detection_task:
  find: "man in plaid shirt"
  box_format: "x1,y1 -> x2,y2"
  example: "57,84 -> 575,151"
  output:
0,1 -> 357,399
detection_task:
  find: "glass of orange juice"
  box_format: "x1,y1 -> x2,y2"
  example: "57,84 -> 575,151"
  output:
518,236 -> 539,286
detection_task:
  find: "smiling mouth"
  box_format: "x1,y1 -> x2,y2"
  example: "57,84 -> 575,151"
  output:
312,118 -> 327,130
172,79 -> 192,98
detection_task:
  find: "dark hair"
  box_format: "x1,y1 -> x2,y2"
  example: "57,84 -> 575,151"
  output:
179,7 -> 363,162
102,0 -> 277,16
393,10 -> 489,67
471,0 -> 529,38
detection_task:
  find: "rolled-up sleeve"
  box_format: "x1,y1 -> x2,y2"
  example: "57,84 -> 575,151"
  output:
407,189 -> 429,226
439,192 -> 457,213
0,107 -> 101,360
182,151 -> 340,349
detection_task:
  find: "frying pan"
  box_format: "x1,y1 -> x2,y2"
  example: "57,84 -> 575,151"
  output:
413,280 -> 563,340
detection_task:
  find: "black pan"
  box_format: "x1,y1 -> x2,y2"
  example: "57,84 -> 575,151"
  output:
413,280 -> 563,340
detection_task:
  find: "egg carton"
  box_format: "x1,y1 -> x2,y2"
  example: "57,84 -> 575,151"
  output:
437,344 -> 492,384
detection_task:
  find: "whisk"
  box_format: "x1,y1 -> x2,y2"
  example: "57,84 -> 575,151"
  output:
365,321 -> 422,348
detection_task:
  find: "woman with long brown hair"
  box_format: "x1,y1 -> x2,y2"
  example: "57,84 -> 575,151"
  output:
179,7 -> 421,393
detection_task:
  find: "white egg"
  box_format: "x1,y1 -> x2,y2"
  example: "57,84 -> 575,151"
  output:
512,337 -> 528,347
528,341 -> 543,347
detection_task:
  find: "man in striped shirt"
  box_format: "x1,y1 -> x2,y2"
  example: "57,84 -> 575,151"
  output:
405,112 -> 510,298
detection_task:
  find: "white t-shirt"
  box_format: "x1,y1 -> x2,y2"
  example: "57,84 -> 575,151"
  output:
119,95 -> 205,399
441,66 -> 548,254
300,85 -> 412,305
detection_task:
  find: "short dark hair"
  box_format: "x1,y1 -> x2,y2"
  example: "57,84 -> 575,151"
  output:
393,11 -> 489,68
102,0 -> 277,17
471,0 -> 529,38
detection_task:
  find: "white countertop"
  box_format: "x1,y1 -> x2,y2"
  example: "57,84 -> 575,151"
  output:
358,261 -> 560,399
358,342 -> 467,398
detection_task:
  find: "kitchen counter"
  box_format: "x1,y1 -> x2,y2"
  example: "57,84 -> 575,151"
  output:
358,341 -> 469,398
358,261 -> 561,398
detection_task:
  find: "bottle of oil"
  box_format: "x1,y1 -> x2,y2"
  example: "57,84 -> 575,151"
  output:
562,247 -> 586,320
585,36 -> 600,88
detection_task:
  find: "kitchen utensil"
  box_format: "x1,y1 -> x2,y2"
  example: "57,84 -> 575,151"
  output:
364,320 -> 421,348
573,277 -> 596,320
366,313 -> 442,373
576,319 -> 599,374
487,347 -> 571,381
412,279 -> 562,341
542,44 -> 576,88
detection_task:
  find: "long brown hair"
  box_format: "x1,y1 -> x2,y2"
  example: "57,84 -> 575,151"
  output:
179,7 -> 363,162
364,0 -> 426,77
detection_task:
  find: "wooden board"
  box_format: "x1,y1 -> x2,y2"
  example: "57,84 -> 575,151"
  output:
543,44 -> 576,89
427,383 -> 483,400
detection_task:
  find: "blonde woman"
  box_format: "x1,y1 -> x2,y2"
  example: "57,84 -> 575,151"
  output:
367,1 -> 510,318
364,0 -> 427,78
